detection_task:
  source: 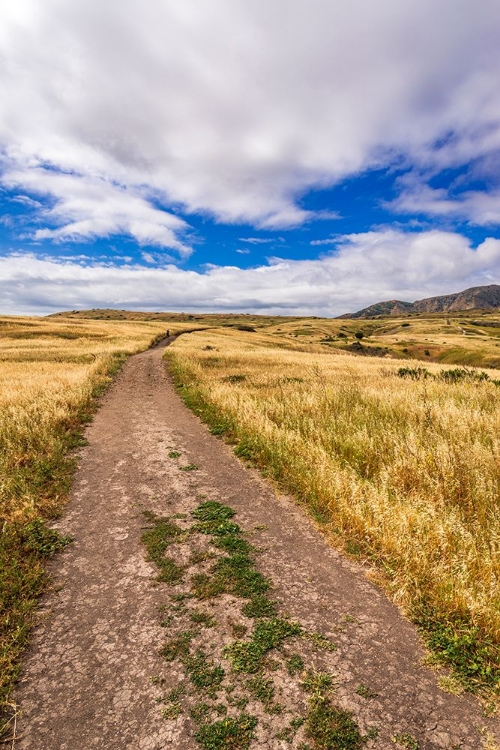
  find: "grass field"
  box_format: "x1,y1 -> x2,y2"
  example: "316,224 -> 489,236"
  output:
0,315 -> 175,732
168,327 -> 500,698
263,311 -> 500,369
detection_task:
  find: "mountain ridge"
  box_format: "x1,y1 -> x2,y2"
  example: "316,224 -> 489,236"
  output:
338,284 -> 500,318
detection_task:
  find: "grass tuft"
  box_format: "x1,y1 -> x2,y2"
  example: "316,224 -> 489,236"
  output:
141,513 -> 185,584
194,714 -> 258,750
184,650 -> 225,694
192,501 -> 236,522
305,699 -> 363,750
224,618 -> 302,673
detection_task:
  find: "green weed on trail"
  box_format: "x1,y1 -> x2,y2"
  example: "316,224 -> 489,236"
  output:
142,500 -> 364,750
141,513 -> 185,584
195,714 -> 257,750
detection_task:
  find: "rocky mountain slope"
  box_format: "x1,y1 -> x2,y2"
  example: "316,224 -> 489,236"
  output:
339,284 -> 500,318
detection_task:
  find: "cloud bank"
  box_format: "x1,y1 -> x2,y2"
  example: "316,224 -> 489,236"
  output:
1,0 -> 500,247
3,231 -> 500,316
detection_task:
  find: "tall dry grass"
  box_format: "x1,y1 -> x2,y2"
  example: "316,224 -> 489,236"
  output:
168,328 -> 500,695
0,316 -> 170,731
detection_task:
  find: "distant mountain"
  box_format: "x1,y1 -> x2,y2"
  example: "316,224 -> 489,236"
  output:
338,284 -> 500,318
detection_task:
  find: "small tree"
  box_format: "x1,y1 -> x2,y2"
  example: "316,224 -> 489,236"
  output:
354,331 -> 364,340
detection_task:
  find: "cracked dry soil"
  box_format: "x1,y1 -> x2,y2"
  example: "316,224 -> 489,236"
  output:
15,338 -> 500,749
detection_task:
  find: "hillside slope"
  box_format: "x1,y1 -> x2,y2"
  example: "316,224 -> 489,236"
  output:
340,284 -> 500,318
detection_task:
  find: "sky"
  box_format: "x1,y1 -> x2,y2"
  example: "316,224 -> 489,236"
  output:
1,0 -> 500,317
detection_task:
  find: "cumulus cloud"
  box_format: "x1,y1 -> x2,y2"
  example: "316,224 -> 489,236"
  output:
2,230 -> 499,316
1,0 -> 500,241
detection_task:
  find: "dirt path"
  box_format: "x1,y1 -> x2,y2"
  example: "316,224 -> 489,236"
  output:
15,338 -> 499,749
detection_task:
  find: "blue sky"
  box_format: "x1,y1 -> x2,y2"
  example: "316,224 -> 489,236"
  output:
1,0 -> 500,316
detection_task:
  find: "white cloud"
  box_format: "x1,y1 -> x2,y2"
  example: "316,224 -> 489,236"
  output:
2,230 -> 499,316
310,238 -> 337,246
389,175 -> 500,226
239,238 -> 274,245
1,0 -> 500,238
236,248 -> 251,254
8,195 -> 42,208
2,168 -> 191,256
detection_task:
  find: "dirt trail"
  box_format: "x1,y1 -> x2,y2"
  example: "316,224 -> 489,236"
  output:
15,338 -> 499,749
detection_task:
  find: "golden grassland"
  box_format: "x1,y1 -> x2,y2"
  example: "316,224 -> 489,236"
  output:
167,327 -> 500,696
57,305 -> 500,367
0,315 -> 177,730
263,311 -> 500,368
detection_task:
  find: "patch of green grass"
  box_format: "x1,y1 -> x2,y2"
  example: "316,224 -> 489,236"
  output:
0,519 -> 73,733
190,572 -> 226,600
184,650 -> 225,694
190,702 -> 212,723
301,670 -> 362,750
355,684 -> 377,699
141,512 -> 185,584
229,621 -> 248,638
392,733 -> 420,750
241,594 -> 277,619
305,699 -> 362,750
213,534 -> 253,555
180,463 -> 199,471
162,702 -> 183,719
21,519 -> 72,556
160,631 -> 194,661
413,604 -> 500,693
190,504 -> 271,603
192,501 -> 235,522
286,654 -> 305,676
224,618 -> 302,673
168,451 -> 181,458
190,611 -> 218,628
194,714 -> 258,750
192,520 -> 242,536
189,549 -> 216,565
165,685 -> 186,702
302,671 -> 335,696
246,674 -> 275,704
275,717 -> 305,742
304,632 -> 337,653
190,701 -> 228,722
212,554 -> 270,598
268,702 -> 284,715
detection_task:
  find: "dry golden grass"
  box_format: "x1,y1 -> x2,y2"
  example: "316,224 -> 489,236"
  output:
0,316 -> 178,521
264,311 -> 500,368
168,327 -> 500,694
